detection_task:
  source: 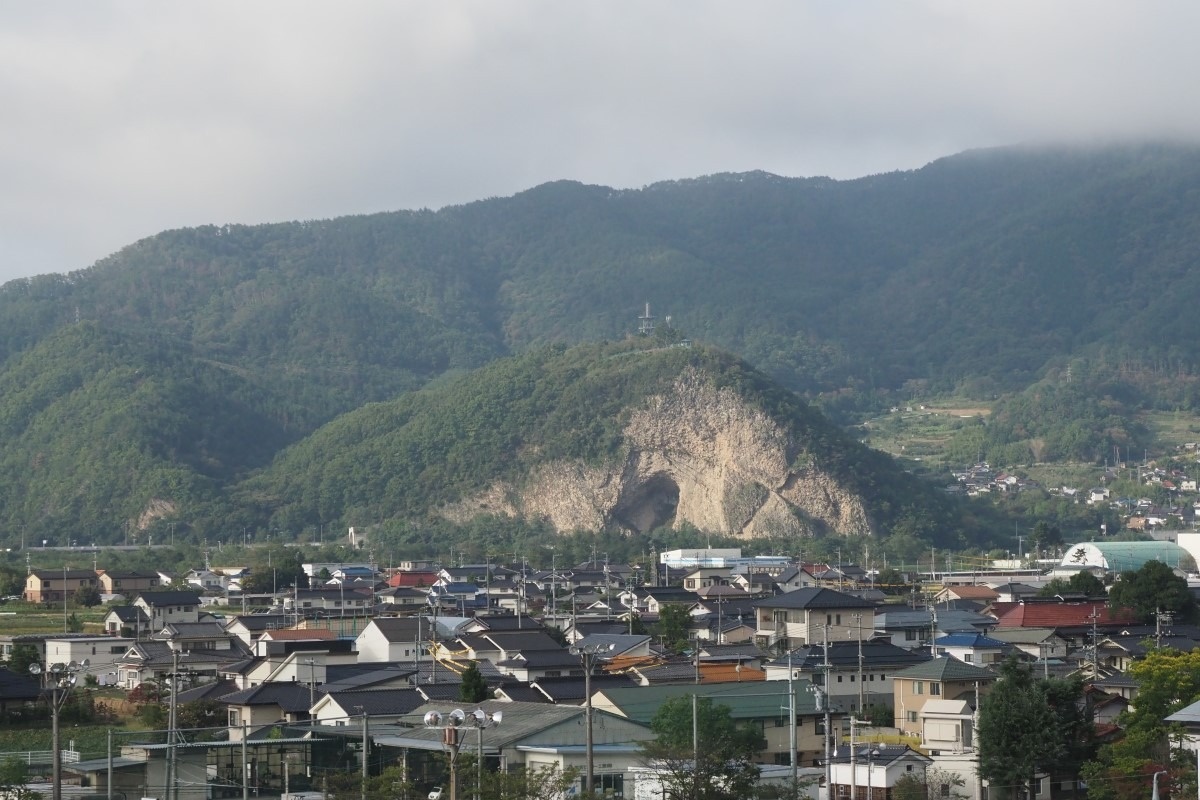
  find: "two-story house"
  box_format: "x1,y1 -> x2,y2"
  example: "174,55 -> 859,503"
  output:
133,591 -> 202,628
890,657 -> 996,736
752,587 -> 876,651
97,570 -> 161,596
24,569 -> 99,603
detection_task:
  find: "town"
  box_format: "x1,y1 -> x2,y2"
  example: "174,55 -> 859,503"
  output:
2,533 -> 1198,800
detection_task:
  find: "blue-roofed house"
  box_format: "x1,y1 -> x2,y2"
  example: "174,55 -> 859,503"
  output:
933,632 -> 1012,667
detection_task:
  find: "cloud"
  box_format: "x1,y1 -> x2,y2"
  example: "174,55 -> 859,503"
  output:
2,1 -> 1199,282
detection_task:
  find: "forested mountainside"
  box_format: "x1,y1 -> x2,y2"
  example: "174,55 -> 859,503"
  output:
242,341 -> 963,551
2,142 -> 1200,545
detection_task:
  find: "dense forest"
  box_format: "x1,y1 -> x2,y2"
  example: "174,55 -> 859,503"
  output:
4,142 -> 1200,548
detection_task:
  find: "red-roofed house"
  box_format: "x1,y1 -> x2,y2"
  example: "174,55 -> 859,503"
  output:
388,571 -> 438,589
992,600 -> 1138,633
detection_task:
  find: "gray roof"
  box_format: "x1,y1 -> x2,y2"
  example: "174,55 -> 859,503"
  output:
220,682 -> 315,712
890,656 -> 996,682
767,640 -> 931,670
752,587 -> 876,610
327,688 -> 424,716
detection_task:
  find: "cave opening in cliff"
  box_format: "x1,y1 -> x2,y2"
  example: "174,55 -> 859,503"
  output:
612,473 -> 680,533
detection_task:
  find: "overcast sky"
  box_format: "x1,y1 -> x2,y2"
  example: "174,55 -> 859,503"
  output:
2,1 -> 1198,283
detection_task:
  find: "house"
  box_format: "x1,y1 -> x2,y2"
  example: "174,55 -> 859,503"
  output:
133,591 -> 203,628
223,614 -> 294,646
104,605 -> 151,638
376,586 -> 428,607
97,570 -> 161,595
752,587 -> 876,651
0,667 -> 42,712
374,700 -> 652,798
890,657 -> 996,736
984,628 -> 1070,666
117,640 -> 250,689
933,632 -> 1011,667
183,569 -> 227,592
873,609 -> 994,651
355,618 -> 433,663
311,688 -> 424,726
43,636 -> 135,681
593,679 -> 836,767
24,569 -> 99,603
682,567 -> 734,591
932,585 -> 999,606
222,682 -> 319,738
282,588 -> 373,616
763,640 -> 931,713
828,744 -> 933,800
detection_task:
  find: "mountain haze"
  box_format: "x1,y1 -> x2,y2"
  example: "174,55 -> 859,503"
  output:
2,142 -> 1199,544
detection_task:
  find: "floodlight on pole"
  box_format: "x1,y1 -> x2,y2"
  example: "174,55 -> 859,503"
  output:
31,658 -> 89,800
569,641 -> 616,794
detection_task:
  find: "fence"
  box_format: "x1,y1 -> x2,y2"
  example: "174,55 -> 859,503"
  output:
3,750 -> 82,767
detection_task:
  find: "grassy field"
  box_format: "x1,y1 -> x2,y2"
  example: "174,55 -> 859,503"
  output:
0,604 -> 109,634
857,401 -> 991,471
1140,409 -> 1200,452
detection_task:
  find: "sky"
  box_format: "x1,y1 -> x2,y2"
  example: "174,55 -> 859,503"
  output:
2,1 -> 1199,283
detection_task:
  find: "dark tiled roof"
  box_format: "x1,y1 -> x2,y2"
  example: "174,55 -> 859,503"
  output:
752,587 -> 876,610
220,682 -> 315,712
136,591 -> 202,606
467,615 -> 545,632
367,617 -> 432,643
175,679 -> 240,703
767,640 -> 931,670
532,674 -> 637,703
494,683 -> 549,703
327,688 -> 424,716
497,650 -> 580,669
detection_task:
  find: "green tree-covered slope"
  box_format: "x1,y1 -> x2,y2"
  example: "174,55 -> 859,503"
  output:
243,340 -> 962,547
3,143 -> 1200,542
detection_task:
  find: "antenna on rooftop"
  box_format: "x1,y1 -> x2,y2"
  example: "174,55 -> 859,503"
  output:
638,303 -> 655,336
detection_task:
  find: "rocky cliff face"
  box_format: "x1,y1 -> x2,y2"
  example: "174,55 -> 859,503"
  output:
442,369 -> 872,538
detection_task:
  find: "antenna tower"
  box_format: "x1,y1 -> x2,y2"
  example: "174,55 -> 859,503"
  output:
638,303 -> 655,336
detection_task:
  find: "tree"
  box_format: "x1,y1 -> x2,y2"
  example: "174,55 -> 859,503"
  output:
978,659 -> 1063,800
640,695 -> 765,800
892,768 -> 968,800
0,754 -> 42,800
459,661 -> 489,703
1082,648 -> 1200,800
1037,571 -> 1105,598
1108,560 -> 1196,623
657,604 -> 692,652
74,583 -> 102,607
6,644 -> 38,675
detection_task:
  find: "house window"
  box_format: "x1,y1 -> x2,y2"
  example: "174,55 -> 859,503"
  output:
940,785 -> 951,797
229,709 -> 241,726
931,682 -> 941,696
907,711 -> 917,722
837,675 -> 843,683
914,681 -> 924,695
905,629 -> 919,641
964,654 -> 973,663
907,765 -> 914,773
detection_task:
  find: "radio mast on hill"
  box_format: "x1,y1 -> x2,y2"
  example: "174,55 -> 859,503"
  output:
638,303 -> 655,336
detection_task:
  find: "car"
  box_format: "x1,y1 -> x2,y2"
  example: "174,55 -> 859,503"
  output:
428,789 -> 443,800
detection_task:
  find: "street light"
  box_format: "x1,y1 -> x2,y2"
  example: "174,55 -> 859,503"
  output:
569,642 -> 615,794
30,659 -> 89,800
467,709 -> 501,800
425,709 -> 467,800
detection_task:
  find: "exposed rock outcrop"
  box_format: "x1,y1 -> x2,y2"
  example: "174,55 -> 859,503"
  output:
441,369 -> 872,538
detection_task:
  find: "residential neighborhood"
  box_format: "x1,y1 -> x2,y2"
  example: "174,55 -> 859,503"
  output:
2,542 -> 1200,800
